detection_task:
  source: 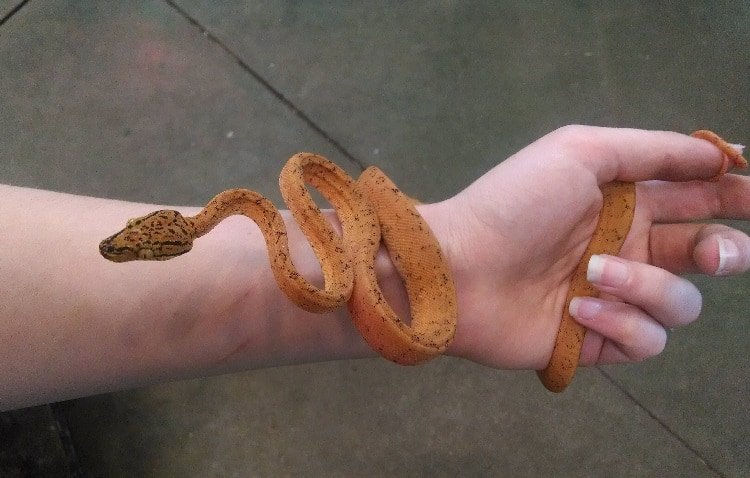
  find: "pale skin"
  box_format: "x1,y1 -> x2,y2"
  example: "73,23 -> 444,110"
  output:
1,125 -> 749,411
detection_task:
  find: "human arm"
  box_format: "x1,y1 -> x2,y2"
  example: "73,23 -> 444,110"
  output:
0,185 -> 377,410
2,125 -> 748,410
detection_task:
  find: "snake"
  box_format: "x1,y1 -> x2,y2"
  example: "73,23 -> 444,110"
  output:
99,153 -> 458,365
99,131 -> 745,391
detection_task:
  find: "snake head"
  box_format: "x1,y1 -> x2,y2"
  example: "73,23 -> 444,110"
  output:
99,210 -> 194,262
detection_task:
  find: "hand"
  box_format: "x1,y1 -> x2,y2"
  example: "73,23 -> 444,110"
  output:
432,125 -> 750,369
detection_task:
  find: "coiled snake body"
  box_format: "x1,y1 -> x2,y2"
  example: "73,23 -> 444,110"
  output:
100,131 -> 746,391
100,153 -> 458,365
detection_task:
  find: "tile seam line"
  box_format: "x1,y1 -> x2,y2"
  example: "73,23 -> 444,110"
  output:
0,0 -> 30,27
164,0 -> 367,172
596,367 -> 725,478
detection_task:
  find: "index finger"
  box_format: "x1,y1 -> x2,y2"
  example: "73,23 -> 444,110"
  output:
545,126 -> 743,184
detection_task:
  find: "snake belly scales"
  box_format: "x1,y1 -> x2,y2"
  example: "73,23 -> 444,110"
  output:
99,131 -> 746,391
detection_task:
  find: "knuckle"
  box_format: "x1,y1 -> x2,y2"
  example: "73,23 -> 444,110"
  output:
549,124 -> 591,146
544,125 -> 616,173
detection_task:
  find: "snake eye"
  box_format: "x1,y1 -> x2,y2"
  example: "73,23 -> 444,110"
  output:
126,217 -> 144,228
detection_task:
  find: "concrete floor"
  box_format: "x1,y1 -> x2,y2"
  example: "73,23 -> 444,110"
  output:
1,1 -> 748,476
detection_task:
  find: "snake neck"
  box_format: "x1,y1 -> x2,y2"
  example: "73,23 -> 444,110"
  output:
189,188 -> 274,238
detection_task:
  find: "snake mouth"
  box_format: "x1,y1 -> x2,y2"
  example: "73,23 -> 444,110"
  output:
137,248 -> 155,260
98,239 -> 136,262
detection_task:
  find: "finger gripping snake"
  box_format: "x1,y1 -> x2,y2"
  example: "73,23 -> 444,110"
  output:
538,130 -> 748,392
100,153 -> 458,365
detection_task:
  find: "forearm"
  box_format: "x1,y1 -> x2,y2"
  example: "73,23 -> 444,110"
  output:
0,185 -> 379,410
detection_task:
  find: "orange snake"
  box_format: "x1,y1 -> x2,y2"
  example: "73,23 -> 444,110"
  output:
100,153 -> 457,365
99,131 -> 746,391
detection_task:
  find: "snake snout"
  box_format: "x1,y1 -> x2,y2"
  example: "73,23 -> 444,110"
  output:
99,236 -> 137,263
99,239 -> 111,255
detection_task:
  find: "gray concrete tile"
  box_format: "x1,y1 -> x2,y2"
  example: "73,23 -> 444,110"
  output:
59,360 -> 713,477
593,2 -> 750,136
0,0 -> 23,21
0,0 -> 355,206
173,1 -> 614,202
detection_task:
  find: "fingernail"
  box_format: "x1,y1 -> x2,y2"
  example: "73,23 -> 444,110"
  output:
588,254 -> 629,287
569,297 -> 602,321
716,237 -> 739,276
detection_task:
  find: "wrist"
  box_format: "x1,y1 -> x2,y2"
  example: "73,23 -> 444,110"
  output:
210,199 -> 472,371
207,211 -> 376,372
416,200 -> 476,361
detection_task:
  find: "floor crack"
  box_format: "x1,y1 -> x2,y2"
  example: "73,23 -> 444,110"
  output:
0,0 -> 31,27
597,367 -> 726,478
164,0 -> 366,172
